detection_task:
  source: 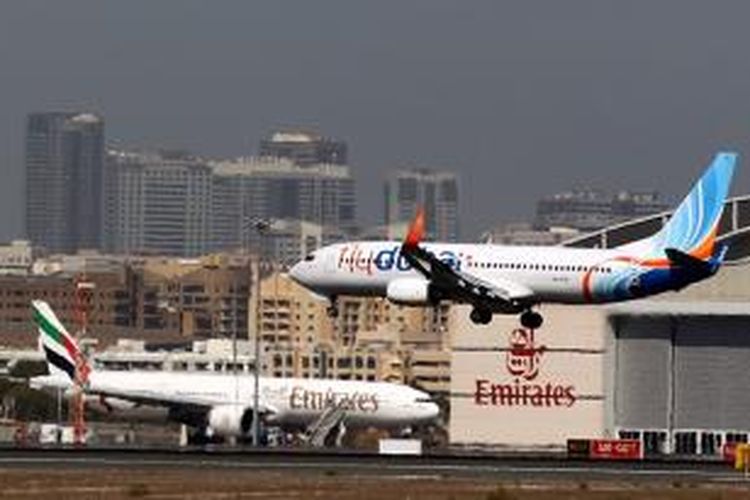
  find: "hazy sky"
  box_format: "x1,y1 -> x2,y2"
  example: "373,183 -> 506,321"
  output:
2,1 -> 750,241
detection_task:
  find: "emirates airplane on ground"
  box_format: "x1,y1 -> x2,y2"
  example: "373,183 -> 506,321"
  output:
29,301 -> 439,440
290,153 -> 736,329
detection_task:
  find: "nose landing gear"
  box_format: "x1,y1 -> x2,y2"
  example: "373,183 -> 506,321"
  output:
520,310 -> 543,330
326,296 -> 339,318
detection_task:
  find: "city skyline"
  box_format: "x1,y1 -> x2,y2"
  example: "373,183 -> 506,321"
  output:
17,111 -> 696,256
3,3 -> 750,243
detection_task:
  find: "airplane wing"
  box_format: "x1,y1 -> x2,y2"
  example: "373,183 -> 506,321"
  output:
85,385 -> 278,415
400,209 -> 535,313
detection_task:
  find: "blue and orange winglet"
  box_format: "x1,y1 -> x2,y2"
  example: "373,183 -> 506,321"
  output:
403,207 -> 426,249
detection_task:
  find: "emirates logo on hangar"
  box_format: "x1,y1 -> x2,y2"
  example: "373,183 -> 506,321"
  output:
474,328 -> 577,408
506,328 -> 545,381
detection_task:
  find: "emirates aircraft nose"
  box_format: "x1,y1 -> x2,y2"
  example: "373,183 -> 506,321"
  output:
411,389 -> 441,422
422,401 -> 440,422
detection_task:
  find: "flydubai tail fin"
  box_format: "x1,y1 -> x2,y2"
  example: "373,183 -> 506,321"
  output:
31,300 -> 89,383
618,152 -> 737,261
403,207 -> 426,249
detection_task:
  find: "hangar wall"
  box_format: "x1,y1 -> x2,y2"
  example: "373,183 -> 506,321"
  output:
612,317 -> 671,430
449,305 -> 610,448
610,310 -> 750,454
672,317 -> 750,430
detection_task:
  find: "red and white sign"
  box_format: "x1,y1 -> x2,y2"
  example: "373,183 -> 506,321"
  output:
723,443 -> 738,463
590,439 -> 642,460
474,328 -> 577,407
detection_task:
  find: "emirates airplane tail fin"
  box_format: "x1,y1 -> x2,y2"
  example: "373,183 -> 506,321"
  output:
32,300 -> 90,383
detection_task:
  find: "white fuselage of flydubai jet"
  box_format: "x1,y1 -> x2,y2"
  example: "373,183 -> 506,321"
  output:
290,241 -> 685,306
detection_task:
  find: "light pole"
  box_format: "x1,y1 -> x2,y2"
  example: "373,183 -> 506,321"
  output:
252,218 -> 271,447
232,295 -> 238,406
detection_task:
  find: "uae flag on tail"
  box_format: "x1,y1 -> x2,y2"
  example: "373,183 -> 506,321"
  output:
32,300 -> 87,382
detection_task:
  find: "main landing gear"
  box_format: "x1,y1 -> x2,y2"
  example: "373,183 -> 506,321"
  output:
469,307 -> 544,329
520,310 -> 543,330
469,307 -> 492,325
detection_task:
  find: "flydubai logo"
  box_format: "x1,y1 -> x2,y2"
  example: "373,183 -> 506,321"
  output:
337,244 -> 467,274
474,328 -> 576,408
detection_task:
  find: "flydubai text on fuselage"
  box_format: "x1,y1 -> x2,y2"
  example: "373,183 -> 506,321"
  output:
290,152 -> 737,327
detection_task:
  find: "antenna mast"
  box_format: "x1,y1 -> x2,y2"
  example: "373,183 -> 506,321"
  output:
72,276 -> 94,446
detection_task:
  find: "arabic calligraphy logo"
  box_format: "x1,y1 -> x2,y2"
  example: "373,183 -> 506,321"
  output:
506,328 -> 546,381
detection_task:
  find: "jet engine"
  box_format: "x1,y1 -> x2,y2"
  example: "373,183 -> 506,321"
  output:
386,278 -> 437,305
206,404 -> 254,438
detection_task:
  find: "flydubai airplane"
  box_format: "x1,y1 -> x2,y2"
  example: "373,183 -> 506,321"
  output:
290,152 -> 737,329
29,301 -> 439,440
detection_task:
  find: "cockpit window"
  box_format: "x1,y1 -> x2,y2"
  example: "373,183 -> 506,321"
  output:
304,253 -> 315,262
415,397 -> 434,403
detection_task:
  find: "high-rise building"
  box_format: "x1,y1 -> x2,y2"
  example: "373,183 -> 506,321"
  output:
25,112 -> 105,252
259,130 -> 347,166
534,189 -> 669,232
103,150 -> 212,256
384,168 -> 459,242
105,152 -> 355,258
210,157 -> 355,254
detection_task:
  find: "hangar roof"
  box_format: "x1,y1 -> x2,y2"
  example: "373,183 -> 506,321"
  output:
563,194 -> 750,263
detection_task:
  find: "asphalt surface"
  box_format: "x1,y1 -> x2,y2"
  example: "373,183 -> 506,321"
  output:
0,448 -> 745,484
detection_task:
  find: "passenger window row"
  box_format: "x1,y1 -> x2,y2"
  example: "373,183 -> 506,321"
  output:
469,261 -> 613,274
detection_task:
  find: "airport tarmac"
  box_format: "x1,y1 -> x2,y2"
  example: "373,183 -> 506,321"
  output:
0,448 -> 745,483
0,449 -> 749,499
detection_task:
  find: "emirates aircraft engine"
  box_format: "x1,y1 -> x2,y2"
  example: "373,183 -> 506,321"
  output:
206,405 -> 254,438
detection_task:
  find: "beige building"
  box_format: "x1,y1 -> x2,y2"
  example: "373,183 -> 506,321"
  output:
253,271 -> 331,347
261,343 -> 405,383
0,267 -> 138,347
253,272 -> 450,349
0,253 -> 251,348
138,254 -> 251,339
252,272 -> 451,390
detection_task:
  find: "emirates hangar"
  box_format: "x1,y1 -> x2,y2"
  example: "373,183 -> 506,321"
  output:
449,197 -> 750,457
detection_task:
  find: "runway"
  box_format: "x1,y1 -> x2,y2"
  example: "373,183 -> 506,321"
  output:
0,448 -> 743,484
